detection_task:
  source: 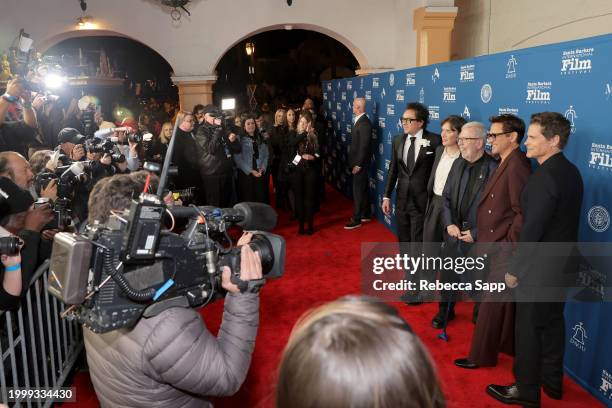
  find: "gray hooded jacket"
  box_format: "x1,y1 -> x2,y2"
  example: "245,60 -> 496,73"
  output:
83,292 -> 259,407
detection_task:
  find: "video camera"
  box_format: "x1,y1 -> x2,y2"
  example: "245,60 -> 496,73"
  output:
47,121 -> 286,333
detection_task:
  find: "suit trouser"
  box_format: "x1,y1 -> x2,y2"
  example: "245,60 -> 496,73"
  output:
397,200 -> 425,297
514,301 -> 565,400
351,168 -> 370,222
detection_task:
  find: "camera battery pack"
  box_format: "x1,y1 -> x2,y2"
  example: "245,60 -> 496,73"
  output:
123,199 -> 164,262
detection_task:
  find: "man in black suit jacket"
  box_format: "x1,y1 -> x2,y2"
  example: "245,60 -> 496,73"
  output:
345,98 -> 373,229
382,103 -> 441,302
439,122 -> 498,322
488,112 -> 583,407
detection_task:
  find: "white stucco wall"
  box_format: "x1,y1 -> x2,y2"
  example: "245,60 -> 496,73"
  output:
452,0 -> 612,59
0,0 -> 454,79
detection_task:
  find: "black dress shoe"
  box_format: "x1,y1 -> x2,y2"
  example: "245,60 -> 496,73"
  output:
542,385 -> 562,400
454,358 -> 479,369
431,310 -> 456,328
486,384 -> 540,407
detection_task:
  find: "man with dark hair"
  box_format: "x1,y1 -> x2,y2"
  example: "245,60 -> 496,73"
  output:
488,112 -> 583,406
454,114 -> 531,370
382,102 -> 441,303
345,97 -> 372,229
193,104 -> 205,133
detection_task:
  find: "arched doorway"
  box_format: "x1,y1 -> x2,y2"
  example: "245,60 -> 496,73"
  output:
213,28 -> 360,111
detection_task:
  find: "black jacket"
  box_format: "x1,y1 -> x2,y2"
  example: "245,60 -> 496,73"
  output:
348,114 -> 372,168
194,124 -> 241,177
511,153 -> 583,287
383,130 -> 441,213
440,154 -> 498,241
172,129 -> 202,190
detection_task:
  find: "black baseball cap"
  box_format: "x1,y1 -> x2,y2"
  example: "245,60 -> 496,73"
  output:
202,104 -> 222,116
57,128 -> 86,144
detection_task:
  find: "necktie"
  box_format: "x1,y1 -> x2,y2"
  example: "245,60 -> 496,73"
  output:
407,136 -> 416,171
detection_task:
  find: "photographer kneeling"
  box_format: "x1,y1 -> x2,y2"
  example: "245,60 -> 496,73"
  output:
83,174 -> 264,407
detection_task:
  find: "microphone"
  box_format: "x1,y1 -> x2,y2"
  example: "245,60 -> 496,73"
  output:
167,202 -> 277,231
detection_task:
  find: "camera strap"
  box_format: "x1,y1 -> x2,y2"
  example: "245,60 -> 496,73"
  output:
230,274 -> 265,294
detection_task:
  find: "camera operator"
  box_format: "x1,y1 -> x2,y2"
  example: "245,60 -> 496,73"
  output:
194,104 -> 241,208
82,175 -> 264,407
0,177 -> 53,309
0,77 -> 40,157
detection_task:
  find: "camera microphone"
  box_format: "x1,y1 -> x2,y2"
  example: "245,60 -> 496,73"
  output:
168,202 -> 277,231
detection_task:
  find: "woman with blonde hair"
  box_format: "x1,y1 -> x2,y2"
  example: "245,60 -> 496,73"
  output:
290,111 -> 319,234
269,108 -> 287,208
277,296 -> 446,408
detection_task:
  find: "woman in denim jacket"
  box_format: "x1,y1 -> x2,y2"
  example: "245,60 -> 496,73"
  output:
234,114 -> 269,203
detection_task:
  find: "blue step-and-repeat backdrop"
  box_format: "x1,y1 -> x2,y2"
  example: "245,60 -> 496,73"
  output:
322,33 -> 612,405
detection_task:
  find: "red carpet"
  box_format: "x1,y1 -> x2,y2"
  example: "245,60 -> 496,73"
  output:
66,186 -> 602,407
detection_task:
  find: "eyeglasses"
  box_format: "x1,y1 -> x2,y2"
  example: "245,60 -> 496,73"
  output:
195,111 -> 205,115
400,117 -> 419,124
486,131 -> 511,141
457,137 -> 481,144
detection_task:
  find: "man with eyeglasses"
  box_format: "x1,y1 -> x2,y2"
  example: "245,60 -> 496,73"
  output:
454,114 -> 531,371
440,122 -> 498,317
382,102 -> 440,304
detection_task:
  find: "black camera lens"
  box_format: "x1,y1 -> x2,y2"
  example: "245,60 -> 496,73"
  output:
247,234 -> 274,275
128,133 -> 142,144
0,236 -> 22,256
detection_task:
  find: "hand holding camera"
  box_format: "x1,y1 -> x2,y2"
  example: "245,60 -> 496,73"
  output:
71,144 -> 85,161
221,236 -> 263,294
24,205 -> 54,232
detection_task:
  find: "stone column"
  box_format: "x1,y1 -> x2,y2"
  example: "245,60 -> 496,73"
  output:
171,75 -> 217,111
413,6 -> 458,66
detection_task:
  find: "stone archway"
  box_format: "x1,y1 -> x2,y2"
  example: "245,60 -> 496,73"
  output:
211,23 -> 369,75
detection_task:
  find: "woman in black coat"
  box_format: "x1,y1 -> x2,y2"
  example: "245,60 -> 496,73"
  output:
269,109 -> 288,209
290,111 -> 319,235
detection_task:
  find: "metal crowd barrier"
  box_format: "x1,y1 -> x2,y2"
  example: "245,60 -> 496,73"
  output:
0,260 -> 83,407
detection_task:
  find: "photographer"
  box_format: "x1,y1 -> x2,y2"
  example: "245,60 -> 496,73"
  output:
0,177 -> 53,309
57,127 -> 86,161
82,174 -> 264,406
194,105 -> 241,207
0,77 -> 40,157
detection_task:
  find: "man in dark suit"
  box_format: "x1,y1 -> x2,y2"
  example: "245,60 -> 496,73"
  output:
439,122 -> 498,319
487,112 -> 583,407
382,102 -> 441,302
454,114 -> 531,370
345,98 -> 373,229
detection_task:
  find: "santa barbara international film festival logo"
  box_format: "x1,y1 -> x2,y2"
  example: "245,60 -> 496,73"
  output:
526,81 -> 552,104
564,105 -> 577,133
432,67 -> 440,83
443,87 -> 457,103
389,73 -> 395,87
480,84 -> 492,103
506,54 -> 517,79
461,105 -> 471,120
561,47 -> 593,75
569,321 -> 587,352
406,72 -> 416,86
419,88 -> 425,104
606,82 -> 612,100
460,64 -> 475,82
600,369 -> 612,400
589,141 -> 612,172
587,205 -> 610,233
